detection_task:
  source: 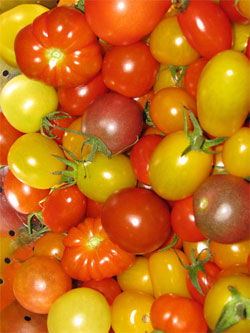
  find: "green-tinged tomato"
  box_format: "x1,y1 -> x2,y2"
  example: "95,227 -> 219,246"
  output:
77,152 -> 137,203
0,74 -> 58,133
8,133 -> 66,189
197,50 -> 250,137
47,287 -> 111,333
0,4 -> 49,67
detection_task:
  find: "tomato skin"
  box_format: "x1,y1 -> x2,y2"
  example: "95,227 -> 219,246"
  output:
177,0 -> 232,59
246,36 -> 250,59
220,0 -> 249,24
197,50 -> 250,137
41,185 -> 87,233
101,187 -> 171,254
61,217 -> 135,281
58,73 -> 108,117
184,57 -> 208,98
171,195 -> 206,242
150,294 -> 208,332
0,112 -> 23,166
85,0 -> 172,45
14,7 -> 102,88
13,256 -> 72,314
33,232 -> 65,260
102,42 -> 159,98
129,134 -> 163,185
149,131 -> 213,201
4,169 -> 49,214
86,197 -> 104,218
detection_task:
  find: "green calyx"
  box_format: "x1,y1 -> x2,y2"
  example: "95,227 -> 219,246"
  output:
159,234 -> 179,251
143,99 -> 154,127
182,106 -> 227,156
156,65 -> 187,87
214,286 -> 250,332
87,236 -> 102,249
172,0 -> 191,12
46,48 -> 64,63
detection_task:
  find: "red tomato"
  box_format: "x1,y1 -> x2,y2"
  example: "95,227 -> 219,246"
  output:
85,0 -> 172,45
102,42 -> 159,98
86,198 -> 104,218
81,277 -> 122,305
177,0 -> 232,58
61,217 -> 135,281
41,185 -> 87,233
14,7 -> 102,87
101,187 -> 171,254
184,57 -> 208,98
0,112 -> 23,166
33,232 -> 65,260
171,196 -> 206,242
220,0 -> 249,24
58,73 -> 108,116
4,170 -> 49,214
150,293 -> 208,332
129,134 -> 163,185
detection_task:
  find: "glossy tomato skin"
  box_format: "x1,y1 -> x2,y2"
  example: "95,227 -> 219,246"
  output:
184,57 -> 208,98
61,217 -> 135,281
102,42 -> 159,98
129,134 -> 163,185
58,73 -> 108,117
14,7 -> 102,87
197,50 -> 250,137
101,187 -> 171,254
41,185 -> 87,233
4,169 -> 49,214
177,0 -> 232,58
150,294 -> 208,332
220,0 -> 250,24
13,256 -> 72,314
33,232 -> 65,260
85,0 -> 172,45
81,92 -> 143,154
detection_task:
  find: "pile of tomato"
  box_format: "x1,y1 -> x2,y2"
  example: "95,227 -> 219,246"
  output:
0,0 -> 250,332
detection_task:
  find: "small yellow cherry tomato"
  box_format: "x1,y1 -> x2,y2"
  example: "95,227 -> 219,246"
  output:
182,240 -> 212,264
232,22 -> 250,52
153,64 -> 185,93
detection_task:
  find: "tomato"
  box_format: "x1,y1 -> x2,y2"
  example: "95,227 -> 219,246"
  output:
111,290 -> 154,333
220,0 -> 249,24
0,112 -> 23,166
4,169 -> 49,214
177,0 -> 232,59
58,73 -> 108,117
150,16 -> 200,66
232,22 -> 250,52
101,187 -> 171,254
150,294 -> 208,332
81,92 -> 143,154
149,87 -> 197,134
41,185 -> 87,233
0,1 -> 57,12
0,4 -> 49,67
197,50 -> 250,137
76,153 -> 137,203
102,42 -> 159,98
8,133 -> 66,189
86,197 -> 104,218
238,0 -> 250,20
184,57 -> 208,98
246,36 -> 250,59
14,7 -> 103,87
149,131 -> 213,201
210,240 -> 250,270
47,287 -> 111,333
222,127 -> 250,178
85,0 -> 172,45
117,256 -> 153,296
33,232 -> 65,260
129,134 -> 163,185
171,195 -> 206,242
81,277 -> 122,305
61,217 -> 135,281
153,64 -> 185,93
204,274 -> 250,332
149,249 -> 191,298
0,74 -> 58,133
13,256 -> 72,314
0,300 -> 48,333
183,240 -> 212,264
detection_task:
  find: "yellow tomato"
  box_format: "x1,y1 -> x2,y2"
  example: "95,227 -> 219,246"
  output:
204,274 -> 250,332
148,249 -> 191,298
153,64 -> 185,93
238,0 -> 250,20
232,22 -> 250,52
182,240 -> 212,264
111,290 -> 154,333
117,256 -> 153,296
0,4 -> 49,67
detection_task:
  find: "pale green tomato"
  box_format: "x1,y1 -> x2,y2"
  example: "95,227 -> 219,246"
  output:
197,50 -> 250,137
77,152 -> 137,203
0,4 -> 49,67
8,133 -> 66,189
0,74 -> 58,133
47,287 -> 111,333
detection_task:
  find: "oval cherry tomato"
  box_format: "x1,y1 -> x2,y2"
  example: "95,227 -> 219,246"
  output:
184,57 -> 208,98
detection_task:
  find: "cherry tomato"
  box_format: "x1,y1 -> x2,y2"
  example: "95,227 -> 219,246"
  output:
184,57 -> 208,98
183,240 -> 212,264
232,22 -> 250,52
153,64 -> 185,93
220,0 -> 249,24
86,197 -> 104,218
33,232 -> 65,260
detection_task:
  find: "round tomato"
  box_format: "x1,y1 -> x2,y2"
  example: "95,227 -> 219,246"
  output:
153,64 -> 185,93
33,232 -> 65,260
47,287 -> 111,333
